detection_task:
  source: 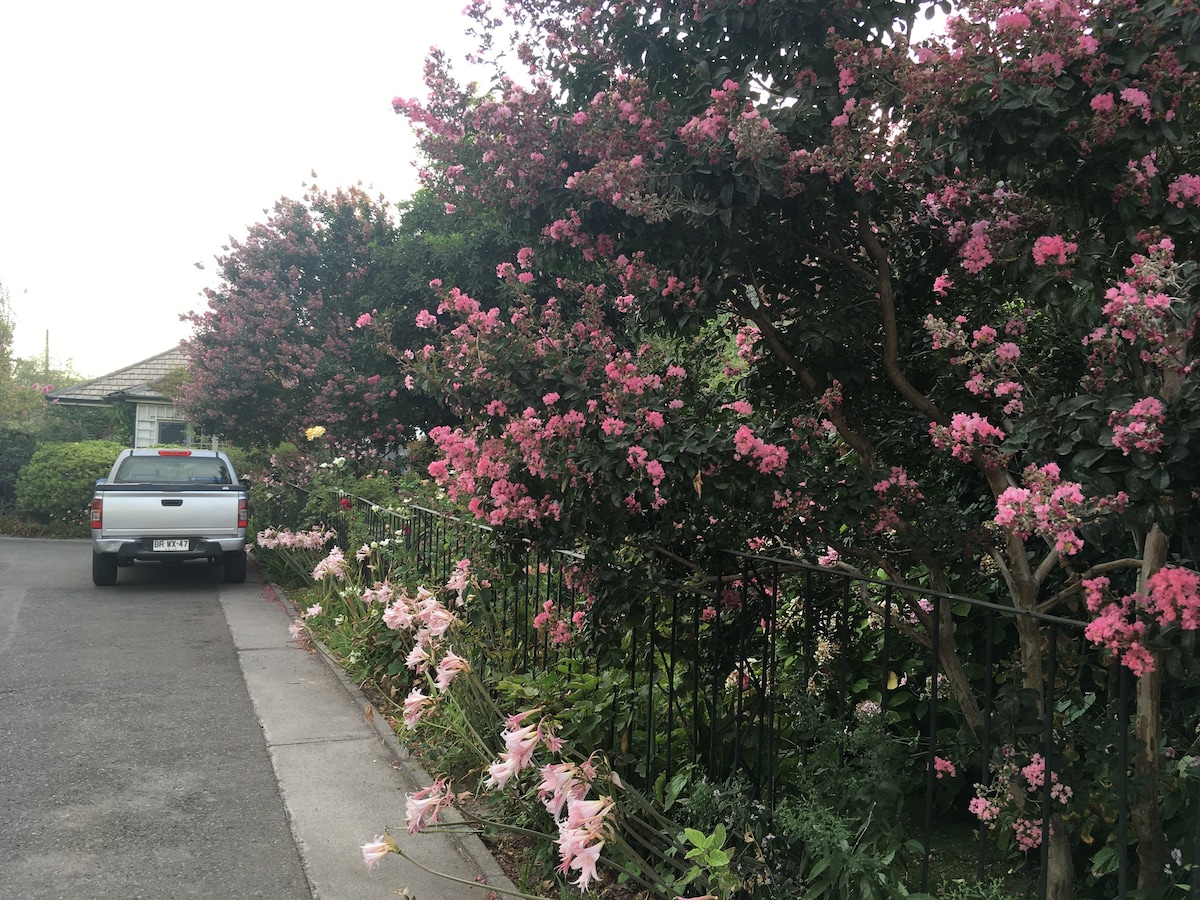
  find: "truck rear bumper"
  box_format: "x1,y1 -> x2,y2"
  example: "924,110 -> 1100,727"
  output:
93,537 -> 246,563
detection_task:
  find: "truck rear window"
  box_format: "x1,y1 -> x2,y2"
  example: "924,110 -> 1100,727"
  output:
113,457 -> 233,485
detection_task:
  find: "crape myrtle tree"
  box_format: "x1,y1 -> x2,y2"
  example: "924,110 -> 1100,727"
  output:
392,0 -> 1199,895
181,184 -> 426,455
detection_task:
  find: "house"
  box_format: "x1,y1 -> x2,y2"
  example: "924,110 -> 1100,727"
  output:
46,347 -> 205,448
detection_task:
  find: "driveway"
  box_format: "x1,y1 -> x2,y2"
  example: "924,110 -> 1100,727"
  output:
0,537 -> 311,899
0,536 -> 511,900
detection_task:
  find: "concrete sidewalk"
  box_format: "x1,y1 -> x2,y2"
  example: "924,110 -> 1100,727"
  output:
219,579 -> 515,900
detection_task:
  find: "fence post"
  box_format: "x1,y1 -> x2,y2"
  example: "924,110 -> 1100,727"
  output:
921,594 -> 941,893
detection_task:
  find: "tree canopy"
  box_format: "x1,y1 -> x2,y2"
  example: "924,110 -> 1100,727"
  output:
181,185 -> 419,452
390,0 -> 1199,893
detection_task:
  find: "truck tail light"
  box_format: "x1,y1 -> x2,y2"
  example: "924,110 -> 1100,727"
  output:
91,497 -> 103,529
237,498 -> 248,529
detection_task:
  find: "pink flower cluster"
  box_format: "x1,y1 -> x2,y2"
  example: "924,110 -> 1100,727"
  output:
1012,817 -> 1044,852
733,424 -> 789,475
414,274 -> 708,529
1083,238 -> 1185,386
929,412 -> 1007,466
872,466 -> 924,533
924,313 -> 1027,416
1109,396 -> 1166,456
406,777 -> 456,833
1167,174 -> 1200,208
256,526 -> 337,550
1031,234 -> 1078,267
932,756 -> 958,779
970,747 -> 1072,851
552,779 -> 615,892
311,546 -> 348,580
994,463 -> 1126,556
1083,567 -> 1200,676
486,709 -> 619,893
968,796 -> 1000,822
533,598 -> 588,645
486,708 -> 564,789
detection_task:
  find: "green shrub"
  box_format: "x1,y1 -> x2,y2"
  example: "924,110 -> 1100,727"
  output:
0,428 -> 39,510
15,440 -> 125,529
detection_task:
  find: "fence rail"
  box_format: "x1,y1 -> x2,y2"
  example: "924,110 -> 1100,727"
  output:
289,486 -> 1198,899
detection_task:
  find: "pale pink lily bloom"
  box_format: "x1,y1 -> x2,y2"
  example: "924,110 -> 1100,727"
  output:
502,721 -> 541,772
564,795 -> 614,832
405,643 -> 430,673
311,546 -> 348,581
538,762 -> 588,819
434,651 -> 472,691
382,598 -> 414,631
416,600 -> 456,638
403,688 -> 433,728
486,751 -> 522,789
361,832 -> 398,868
565,839 -> 603,892
556,794 -> 614,893
406,778 -> 454,833
504,708 -> 540,729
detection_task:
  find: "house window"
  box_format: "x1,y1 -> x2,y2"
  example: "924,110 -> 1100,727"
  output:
158,420 -> 188,446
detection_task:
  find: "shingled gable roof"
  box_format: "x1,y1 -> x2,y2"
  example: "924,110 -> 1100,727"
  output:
47,347 -> 188,406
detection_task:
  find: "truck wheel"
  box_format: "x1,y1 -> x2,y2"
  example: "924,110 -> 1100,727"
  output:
92,552 -> 118,586
223,549 -> 247,584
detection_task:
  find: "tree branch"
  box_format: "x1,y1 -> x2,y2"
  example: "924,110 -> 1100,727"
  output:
857,213 -> 948,427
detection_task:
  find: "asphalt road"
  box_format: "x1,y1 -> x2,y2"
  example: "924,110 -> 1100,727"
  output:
0,537 -> 312,899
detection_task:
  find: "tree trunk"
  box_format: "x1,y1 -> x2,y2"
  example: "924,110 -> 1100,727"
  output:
1133,525 -> 1169,891
1046,812 -> 1075,900
1133,663 -> 1166,892
936,600 -> 984,732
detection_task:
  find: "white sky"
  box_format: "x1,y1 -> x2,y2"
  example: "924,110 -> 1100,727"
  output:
0,0 -> 476,379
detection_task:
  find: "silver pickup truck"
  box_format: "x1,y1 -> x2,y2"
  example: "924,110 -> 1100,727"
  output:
90,448 -> 249,586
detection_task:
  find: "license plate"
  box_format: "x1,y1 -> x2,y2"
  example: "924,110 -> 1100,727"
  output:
153,539 -> 190,551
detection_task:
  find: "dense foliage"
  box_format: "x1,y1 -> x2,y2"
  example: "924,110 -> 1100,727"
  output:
181,185 -> 422,452
14,440 -> 125,529
0,285 -> 97,511
386,0 -> 1199,895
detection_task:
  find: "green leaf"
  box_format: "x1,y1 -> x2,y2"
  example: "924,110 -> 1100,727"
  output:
1091,845 -> 1120,877
706,849 -> 731,867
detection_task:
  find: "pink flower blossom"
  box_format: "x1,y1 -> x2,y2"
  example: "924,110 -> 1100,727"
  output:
1167,174 -> 1200,208
1120,87 -> 1150,109
434,651 -> 472,691
1032,235 -> 1078,267
932,756 -> 957,779
311,546 -> 348,581
406,778 -> 455,833
556,794 -> 614,893
929,413 -> 1006,464
361,833 -> 398,868
1109,396 -> 1166,455
403,688 -> 433,728
969,796 -> 1000,823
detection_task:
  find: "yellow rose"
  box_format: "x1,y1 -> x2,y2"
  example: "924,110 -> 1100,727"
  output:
305,426 -> 327,441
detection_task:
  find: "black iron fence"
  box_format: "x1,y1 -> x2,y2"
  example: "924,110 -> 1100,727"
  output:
286,487 -> 1198,898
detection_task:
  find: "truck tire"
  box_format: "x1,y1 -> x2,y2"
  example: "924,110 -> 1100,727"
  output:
92,552 -> 118,586
223,549 -> 247,584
